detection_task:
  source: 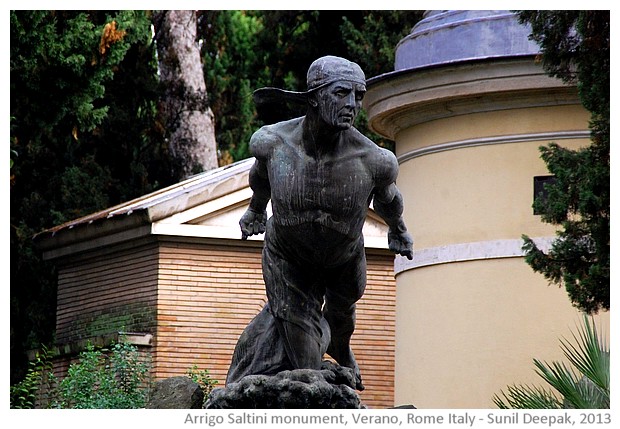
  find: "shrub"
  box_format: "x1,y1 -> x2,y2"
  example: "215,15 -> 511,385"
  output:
10,339 -> 152,409
10,345 -> 55,409
186,364 -> 219,404
54,340 -> 151,409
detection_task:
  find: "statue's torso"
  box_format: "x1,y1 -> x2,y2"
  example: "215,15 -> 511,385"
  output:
262,119 -> 377,241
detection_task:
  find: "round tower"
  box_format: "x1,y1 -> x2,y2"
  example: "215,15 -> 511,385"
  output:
365,10 -> 608,408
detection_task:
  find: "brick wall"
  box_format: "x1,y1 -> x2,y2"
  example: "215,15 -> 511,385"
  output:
156,242 -> 266,382
51,237 -> 396,408
156,240 -> 396,408
353,253 -> 397,407
55,241 -> 159,344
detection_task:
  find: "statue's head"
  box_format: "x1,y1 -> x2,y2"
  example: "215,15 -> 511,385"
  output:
253,56 -> 366,127
306,56 -> 366,130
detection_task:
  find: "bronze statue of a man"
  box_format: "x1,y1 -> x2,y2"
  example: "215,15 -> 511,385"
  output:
227,56 -> 413,390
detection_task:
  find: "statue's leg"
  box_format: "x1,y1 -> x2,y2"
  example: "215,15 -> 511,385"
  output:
262,224 -> 327,372
274,316 -> 323,370
226,303 -> 291,384
323,245 -> 366,390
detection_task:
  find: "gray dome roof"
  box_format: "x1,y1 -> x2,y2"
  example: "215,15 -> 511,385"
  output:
395,10 -> 540,71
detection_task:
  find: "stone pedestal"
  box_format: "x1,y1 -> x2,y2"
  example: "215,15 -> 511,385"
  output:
205,361 -> 364,409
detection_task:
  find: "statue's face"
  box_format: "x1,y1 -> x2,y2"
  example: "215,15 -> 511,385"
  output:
314,81 -> 366,130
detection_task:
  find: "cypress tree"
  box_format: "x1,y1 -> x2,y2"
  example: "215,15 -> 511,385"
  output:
517,11 -> 609,314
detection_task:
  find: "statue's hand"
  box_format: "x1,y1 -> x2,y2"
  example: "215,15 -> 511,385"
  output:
239,209 -> 268,240
388,230 -> 413,260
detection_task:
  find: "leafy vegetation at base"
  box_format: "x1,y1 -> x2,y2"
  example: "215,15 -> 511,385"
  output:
55,341 -> 151,409
10,346 -> 55,409
186,364 -> 219,405
10,340 -> 151,409
493,317 -> 609,409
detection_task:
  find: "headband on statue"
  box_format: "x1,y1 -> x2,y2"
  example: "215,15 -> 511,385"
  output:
253,56 -> 366,123
306,56 -> 366,91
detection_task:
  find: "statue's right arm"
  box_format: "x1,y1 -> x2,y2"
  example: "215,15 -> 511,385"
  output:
240,130 -> 273,239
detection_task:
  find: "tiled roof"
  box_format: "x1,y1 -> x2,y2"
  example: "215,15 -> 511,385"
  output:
34,158 -> 254,244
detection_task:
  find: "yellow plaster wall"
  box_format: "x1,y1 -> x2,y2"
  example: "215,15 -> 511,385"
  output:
398,145 -> 584,250
395,104 -> 590,155
392,103 -> 610,408
395,258 -> 609,408
396,106 -> 590,250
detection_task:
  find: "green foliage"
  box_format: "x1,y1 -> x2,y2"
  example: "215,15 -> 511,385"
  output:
10,340 -> 151,409
186,364 -> 219,403
493,316 -> 609,409
10,10 -> 171,384
516,11 -> 609,314
10,346 -> 56,409
340,11 -> 423,77
198,10 -> 423,161
10,10 -> 422,385
54,341 -> 151,409
516,11 -> 609,113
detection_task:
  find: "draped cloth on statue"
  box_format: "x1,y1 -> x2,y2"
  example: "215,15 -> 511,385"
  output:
226,303 -> 332,384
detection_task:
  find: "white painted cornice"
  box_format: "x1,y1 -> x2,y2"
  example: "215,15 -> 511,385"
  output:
365,58 -> 580,140
396,130 -> 591,164
394,237 -> 555,274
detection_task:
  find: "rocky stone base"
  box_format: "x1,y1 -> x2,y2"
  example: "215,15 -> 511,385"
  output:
146,376 -> 204,409
205,361 -> 364,409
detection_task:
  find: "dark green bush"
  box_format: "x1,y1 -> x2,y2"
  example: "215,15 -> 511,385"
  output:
10,340 -> 153,409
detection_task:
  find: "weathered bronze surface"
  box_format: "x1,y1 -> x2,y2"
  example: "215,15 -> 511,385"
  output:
227,56 -> 413,391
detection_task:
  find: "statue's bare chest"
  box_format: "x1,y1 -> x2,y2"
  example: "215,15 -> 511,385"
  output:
268,146 -> 374,216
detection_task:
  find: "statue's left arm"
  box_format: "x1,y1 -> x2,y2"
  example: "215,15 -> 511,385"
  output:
240,129 -> 272,240
372,150 -> 414,260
